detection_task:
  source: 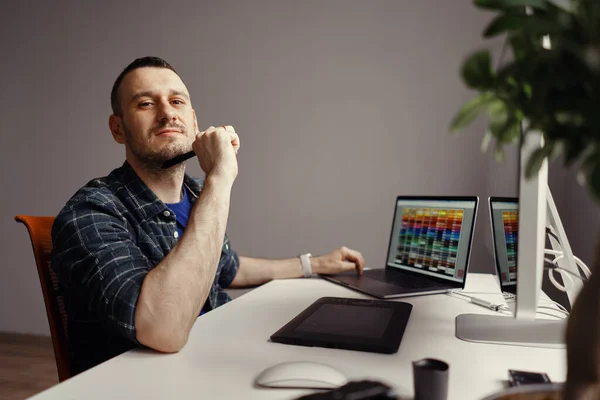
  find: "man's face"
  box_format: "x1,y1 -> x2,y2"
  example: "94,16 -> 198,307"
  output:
111,67 -> 197,168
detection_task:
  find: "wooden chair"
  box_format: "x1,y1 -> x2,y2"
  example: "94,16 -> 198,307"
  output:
15,215 -> 71,382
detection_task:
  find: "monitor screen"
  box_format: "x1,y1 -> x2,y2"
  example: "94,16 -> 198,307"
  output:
386,198 -> 478,283
489,198 -> 519,290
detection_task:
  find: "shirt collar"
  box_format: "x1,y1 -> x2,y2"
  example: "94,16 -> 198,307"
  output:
117,160 -> 203,220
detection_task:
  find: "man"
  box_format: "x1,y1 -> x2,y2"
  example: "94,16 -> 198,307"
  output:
51,56 -> 364,375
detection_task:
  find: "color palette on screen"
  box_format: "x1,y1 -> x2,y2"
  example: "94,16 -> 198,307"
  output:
396,208 -> 464,276
502,211 -> 518,282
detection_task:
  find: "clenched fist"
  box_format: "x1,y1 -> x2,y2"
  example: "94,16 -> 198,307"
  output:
193,125 -> 240,183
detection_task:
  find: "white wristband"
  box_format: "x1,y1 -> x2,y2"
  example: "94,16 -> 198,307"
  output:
299,253 -> 312,278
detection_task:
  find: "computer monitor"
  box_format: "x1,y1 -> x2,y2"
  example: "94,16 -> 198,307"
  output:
454,4 -> 584,347
455,131 -> 582,348
489,197 -> 519,295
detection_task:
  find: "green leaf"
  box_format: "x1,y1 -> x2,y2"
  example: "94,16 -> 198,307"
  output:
525,143 -> 553,178
583,45 -> 600,72
481,130 -> 494,152
487,99 -> 522,143
490,118 -> 521,144
488,99 -> 508,123
577,149 -> 597,187
461,50 -> 495,89
450,93 -> 494,132
508,35 -> 532,61
501,121 -> 521,143
494,144 -> 506,162
488,101 -> 508,134
556,111 -> 585,126
474,0 -> 548,10
483,14 -> 561,38
549,141 -> 564,161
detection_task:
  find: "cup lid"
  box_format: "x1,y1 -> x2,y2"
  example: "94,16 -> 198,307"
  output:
413,358 -> 449,371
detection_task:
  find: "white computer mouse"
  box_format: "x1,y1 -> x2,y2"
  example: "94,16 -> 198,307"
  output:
254,361 -> 348,389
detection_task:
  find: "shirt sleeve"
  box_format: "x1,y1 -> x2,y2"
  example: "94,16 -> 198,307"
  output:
217,233 -> 240,289
51,197 -> 151,343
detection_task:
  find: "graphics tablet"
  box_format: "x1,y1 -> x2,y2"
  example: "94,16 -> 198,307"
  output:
270,297 -> 412,354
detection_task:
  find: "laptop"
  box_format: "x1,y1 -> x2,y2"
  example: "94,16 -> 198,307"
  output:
322,195 -> 479,299
489,197 -> 519,295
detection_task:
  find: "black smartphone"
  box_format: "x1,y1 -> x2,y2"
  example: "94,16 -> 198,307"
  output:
508,369 -> 551,387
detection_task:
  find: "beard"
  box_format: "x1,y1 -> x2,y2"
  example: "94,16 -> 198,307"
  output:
122,120 -> 193,171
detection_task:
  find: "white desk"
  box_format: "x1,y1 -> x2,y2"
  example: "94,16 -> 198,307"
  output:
29,273 -> 566,400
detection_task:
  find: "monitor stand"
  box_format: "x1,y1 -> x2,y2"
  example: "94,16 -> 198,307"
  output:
455,314 -> 565,349
456,186 -> 575,349
456,132 -> 580,349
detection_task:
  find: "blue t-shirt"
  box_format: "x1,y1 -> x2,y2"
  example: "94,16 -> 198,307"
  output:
165,185 -> 193,238
166,185 -> 208,315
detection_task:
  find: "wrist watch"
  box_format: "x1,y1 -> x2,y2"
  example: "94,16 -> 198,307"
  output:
299,253 -> 312,278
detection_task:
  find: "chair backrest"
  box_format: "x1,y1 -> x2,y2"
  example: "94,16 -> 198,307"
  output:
15,215 -> 71,382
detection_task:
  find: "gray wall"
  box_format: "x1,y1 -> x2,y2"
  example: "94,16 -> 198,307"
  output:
0,1 -> 595,336
558,169 -> 600,267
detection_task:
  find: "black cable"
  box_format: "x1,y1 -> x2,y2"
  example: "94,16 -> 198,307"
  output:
546,227 -> 560,243
543,228 -> 589,281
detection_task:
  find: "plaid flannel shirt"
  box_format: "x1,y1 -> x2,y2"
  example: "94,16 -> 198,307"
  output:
51,161 -> 239,374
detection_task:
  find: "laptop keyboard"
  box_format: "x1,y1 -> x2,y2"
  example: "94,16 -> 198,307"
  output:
369,271 -> 448,290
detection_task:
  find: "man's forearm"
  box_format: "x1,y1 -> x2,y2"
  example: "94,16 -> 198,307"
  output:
134,175 -> 233,352
230,247 -> 363,288
229,256 -> 304,287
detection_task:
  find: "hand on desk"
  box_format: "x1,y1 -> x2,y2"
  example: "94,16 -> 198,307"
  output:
312,246 -> 365,276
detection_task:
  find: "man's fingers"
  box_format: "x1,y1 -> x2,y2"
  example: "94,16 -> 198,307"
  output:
229,131 -> 240,154
218,125 -> 236,134
354,260 -> 363,275
200,126 -> 240,154
341,247 -> 365,275
340,260 -> 362,276
341,261 -> 357,272
220,126 -> 239,153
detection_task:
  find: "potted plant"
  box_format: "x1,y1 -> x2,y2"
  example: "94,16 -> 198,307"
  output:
450,0 -> 600,399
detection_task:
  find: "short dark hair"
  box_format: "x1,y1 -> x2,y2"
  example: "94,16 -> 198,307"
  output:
110,56 -> 177,117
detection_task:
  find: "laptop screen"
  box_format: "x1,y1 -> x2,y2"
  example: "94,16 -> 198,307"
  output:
489,197 -> 518,291
386,197 -> 478,283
